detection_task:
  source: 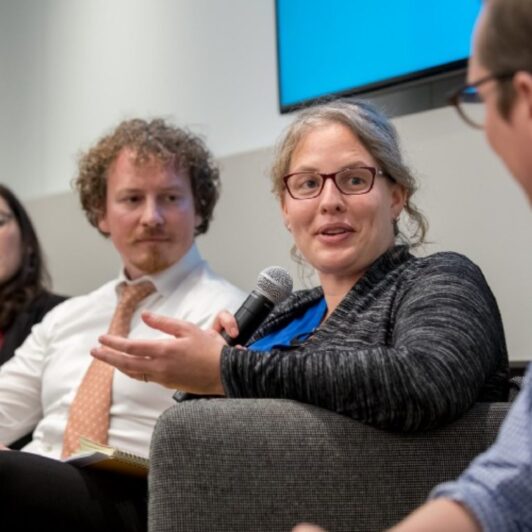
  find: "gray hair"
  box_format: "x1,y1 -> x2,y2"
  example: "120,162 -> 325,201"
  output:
271,99 -> 427,246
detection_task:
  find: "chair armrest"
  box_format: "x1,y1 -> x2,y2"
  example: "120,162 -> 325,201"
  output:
149,399 -> 509,532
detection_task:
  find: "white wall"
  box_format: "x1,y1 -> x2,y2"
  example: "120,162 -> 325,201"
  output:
0,0 -> 292,199
394,108 -> 532,363
3,1 -> 532,361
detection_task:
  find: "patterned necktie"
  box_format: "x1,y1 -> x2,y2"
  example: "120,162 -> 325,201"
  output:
62,280 -> 156,458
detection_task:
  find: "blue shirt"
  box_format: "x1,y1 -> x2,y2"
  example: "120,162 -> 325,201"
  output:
248,298 -> 327,351
431,364 -> 532,531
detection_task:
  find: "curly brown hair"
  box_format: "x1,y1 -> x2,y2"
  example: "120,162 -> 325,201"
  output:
74,118 -> 220,236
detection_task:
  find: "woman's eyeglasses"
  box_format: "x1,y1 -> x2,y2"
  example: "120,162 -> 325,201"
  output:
283,167 -> 388,200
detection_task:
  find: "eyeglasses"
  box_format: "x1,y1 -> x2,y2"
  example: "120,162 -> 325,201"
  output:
448,72 -> 516,129
283,167 -> 387,200
0,212 -> 14,228
283,166 -> 385,199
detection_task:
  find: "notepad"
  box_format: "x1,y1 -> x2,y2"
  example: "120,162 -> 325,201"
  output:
65,437 -> 149,477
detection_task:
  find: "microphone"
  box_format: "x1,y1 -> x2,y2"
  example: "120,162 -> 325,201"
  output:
222,266 -> 293,346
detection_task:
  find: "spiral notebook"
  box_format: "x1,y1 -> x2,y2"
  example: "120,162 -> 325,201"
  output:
65,437 -> 149,477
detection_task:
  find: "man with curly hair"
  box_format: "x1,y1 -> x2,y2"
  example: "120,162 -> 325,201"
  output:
0,118 -> 244,531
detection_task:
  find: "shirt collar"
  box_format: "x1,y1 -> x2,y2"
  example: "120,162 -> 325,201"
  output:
115,243 -> 204,298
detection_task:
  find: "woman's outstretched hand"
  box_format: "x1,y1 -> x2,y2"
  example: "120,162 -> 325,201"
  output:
91,311 -> 227,394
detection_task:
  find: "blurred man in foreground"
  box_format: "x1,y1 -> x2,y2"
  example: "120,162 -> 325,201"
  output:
296,0 -> 532,530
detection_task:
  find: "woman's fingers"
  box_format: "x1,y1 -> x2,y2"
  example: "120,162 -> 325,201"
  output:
141,312 -> 192,336
92,316 -> 226,394
211,310 -> 239,339
91,342 -> 150,373
97,334 -> 158,358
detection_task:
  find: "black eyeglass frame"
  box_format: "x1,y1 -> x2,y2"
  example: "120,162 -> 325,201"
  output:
282,167 -> 389,200
448,71 -> 516,129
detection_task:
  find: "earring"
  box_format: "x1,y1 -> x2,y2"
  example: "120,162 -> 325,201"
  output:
392,216 -> 400,237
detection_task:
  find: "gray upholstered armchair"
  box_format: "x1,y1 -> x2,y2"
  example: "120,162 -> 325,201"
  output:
148,399 -> 510,532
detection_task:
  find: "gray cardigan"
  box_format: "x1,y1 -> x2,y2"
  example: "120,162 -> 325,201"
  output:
221,246 -> 509,432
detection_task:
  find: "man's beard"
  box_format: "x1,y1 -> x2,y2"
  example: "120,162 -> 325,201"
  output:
131,247 -> 172,275
128,228 -> 174,274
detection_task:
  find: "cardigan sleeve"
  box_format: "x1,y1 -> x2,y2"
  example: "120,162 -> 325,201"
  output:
220,254 -> 507,432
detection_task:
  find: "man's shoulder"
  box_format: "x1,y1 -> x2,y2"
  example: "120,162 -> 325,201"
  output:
191,262 -> 245,299
162,262 -> 245,319
40,279 -> 118,320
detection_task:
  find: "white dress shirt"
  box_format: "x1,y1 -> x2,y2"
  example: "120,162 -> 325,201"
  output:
0,244 -> 245,459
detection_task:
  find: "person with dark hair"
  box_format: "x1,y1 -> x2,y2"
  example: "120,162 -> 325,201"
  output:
0,184 -> 65,365
0,118 -> 244,532
297,0 -> 532,530
94,100 -> 507,434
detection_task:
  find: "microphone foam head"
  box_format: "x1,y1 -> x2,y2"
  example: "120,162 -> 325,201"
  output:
256,266 -> 293,304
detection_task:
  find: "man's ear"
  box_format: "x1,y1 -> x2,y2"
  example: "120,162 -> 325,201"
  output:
513,72 -> 532,119
194,213 -> 202,231
97,212 -> 110,235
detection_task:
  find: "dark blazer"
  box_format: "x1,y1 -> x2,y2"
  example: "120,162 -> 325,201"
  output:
0,291 -> 67,366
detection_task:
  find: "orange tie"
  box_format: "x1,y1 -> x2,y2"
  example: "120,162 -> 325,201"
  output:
62,281 -> 156,458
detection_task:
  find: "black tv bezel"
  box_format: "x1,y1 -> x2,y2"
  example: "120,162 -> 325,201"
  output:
275,0 -> 469,114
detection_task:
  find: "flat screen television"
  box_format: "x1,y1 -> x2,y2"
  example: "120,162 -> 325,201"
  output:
276,0 -> 481,113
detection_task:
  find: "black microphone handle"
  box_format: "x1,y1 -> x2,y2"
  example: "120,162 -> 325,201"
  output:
221,290 -> 275,346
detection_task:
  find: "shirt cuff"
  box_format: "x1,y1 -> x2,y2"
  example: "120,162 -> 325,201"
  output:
430,480 -> 512,532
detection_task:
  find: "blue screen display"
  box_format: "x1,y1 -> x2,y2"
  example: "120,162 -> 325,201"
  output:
276,0 -> 481,109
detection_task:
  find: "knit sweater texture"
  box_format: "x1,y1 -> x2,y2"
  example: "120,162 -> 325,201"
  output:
221,246 -> 509,432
